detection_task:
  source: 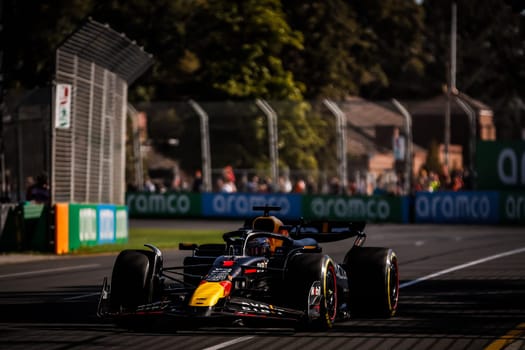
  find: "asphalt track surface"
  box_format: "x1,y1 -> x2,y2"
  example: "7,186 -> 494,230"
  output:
1,220 -> 524,350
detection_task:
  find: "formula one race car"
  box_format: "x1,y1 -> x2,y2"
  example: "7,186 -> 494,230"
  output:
97,206 -> 399,330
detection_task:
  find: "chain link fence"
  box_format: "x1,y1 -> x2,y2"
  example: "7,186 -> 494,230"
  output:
137,96 -> 493,196
51,19 -> 152,205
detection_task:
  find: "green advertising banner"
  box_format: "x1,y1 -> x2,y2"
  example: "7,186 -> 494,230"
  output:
499,191 -> 525,224
126,192 -> 202,217
302,195 -> 409,223
477,141 -> 525,190
69,203 -> 98,250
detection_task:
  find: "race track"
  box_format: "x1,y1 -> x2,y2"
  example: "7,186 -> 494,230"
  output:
1,221 -> 524,350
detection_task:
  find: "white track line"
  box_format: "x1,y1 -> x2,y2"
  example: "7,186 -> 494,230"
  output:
400,247 -> 525,289
63,292 -> 101,301
202,336 -> 255,350
0,264 -> 100,279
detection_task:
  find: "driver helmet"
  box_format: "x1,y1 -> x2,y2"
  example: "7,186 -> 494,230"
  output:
246,237 -> 271,257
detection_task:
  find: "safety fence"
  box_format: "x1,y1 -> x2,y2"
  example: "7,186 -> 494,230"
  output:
53,19 -> 153,205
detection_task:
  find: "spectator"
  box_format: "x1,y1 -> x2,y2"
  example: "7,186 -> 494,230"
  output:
247,175 -> 259,193
451,171 -> 464,191
428,171 -> 440,192
414,169 -> 429,192
144,177 -> 156,192
347,180 -> 358,195
25,176 -> 35,201
294,179 -> 306,193
26,173 -> 50,204
306,176 -> 317,194
278,175 -> 292,193
221,172 -> 237,193
439,164 -> 452,190
329,176 -> 341,195
192,170 -> 203,192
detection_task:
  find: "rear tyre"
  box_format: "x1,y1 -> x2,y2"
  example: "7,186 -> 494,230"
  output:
287,253 -> 338,330
344,247 -> 399,317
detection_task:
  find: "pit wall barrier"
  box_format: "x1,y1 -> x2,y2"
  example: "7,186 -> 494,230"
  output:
0,202 -> 129,254
126,191 -> 524,225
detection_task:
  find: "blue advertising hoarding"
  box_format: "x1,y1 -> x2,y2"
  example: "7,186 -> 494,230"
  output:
98,204 -> 116,244
202,193 -> 302,219
415,191 -> 499,223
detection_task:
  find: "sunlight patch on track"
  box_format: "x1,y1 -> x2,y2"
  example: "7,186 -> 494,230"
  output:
0,264 -> 100,279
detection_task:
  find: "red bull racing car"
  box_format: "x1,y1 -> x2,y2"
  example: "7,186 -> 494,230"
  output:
97,206 -> 399,330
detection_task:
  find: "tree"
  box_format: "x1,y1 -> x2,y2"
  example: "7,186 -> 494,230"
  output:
4,0 -> 94,91
176,0 -> 324,172
185,0 -> 304,100
423,0 -> 525,139
283,0 -> 364,99
350,0 -> 428,99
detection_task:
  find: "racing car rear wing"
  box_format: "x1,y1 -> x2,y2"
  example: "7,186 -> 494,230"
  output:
283,219 -> 366,243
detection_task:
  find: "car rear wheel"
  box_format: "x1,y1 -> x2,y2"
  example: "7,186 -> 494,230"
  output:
344,247 -> 399,317
287,253 -> 338,330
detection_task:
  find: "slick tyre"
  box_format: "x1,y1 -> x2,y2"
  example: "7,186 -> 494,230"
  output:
110,249 -> 156,313
287,253 -> 338,330
344,247 -> 399,318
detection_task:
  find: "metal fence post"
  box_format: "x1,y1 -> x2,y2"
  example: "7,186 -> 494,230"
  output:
255,99 -> 279,184
391,98 -> 413,195
454,96 -> 476,189
323,99 -> 347,194
188,100 -> 212,192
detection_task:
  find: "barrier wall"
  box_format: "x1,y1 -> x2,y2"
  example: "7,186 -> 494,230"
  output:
302,195 -> 409,222
127,192 -> 409,222
414,191 -> 525,224
1,190 -> 522,255
499,191 -> 525,224
61,203 -> 129,253
477,141 -> 525,191
126,192 -> 201,218
0,202 -> 129,254
126,191 -> 523,225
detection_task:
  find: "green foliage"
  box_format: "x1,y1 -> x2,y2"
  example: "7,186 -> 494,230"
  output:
4,0 -> 524,176
186,0 -> 305,100
284,0 -> 364,99
350,0 -> 427,99
4,0 -> 94,89
423,0 -> 525,139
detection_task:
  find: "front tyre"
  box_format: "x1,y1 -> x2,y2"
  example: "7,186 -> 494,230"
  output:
110,249 -> 158,313
344,247 -> 399,317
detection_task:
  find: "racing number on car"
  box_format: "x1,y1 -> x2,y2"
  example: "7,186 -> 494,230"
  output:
206,268 -> 232,282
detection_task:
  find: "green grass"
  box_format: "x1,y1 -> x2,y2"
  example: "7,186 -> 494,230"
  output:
71,228 -> 224,254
